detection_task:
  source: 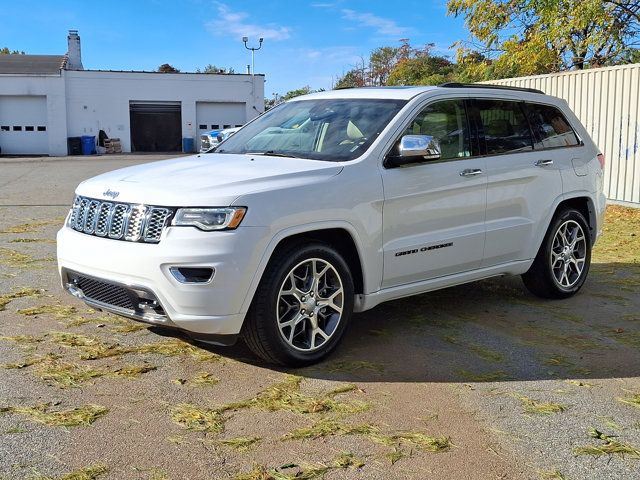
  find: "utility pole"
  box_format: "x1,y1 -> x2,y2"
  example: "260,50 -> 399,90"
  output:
242,36 -> 264,75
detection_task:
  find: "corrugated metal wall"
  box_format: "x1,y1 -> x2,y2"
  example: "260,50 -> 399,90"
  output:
483,64 -> 640,206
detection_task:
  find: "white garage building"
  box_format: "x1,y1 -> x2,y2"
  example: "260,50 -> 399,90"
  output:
0,31 -> 264,156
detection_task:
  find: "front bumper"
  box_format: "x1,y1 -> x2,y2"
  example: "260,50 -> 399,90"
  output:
57,224 -> 270,337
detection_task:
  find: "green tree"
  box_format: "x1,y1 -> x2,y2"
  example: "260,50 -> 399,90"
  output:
1,47 -> 25,54
369,46 -> 399,85
196,64 -> 235,74
448,0 -> 639,79
387,42 -> 457,85
157,63 -> 180,73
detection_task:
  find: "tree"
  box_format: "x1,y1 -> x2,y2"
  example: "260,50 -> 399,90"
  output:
448,0 -> 640,78
369,46 -> 399,86
196,64 -> 235,74
334,69 -> 367,89
1,47 -> 25,54
387,42 -> 457,86
157,63 -> 180,73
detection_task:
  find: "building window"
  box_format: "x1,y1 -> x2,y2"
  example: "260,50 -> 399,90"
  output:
235,124 -> 243,128
0,126 -> 9,131
199,124 -> 207,129
25,126 -> 35,132
223,124 -> 231,129
37,126 -> 46,132
212,124 -> 219,129
13,126 -> 22,131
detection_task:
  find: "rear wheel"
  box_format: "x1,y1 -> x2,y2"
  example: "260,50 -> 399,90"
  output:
522,208 -> 591,299
243,242 -> 354,366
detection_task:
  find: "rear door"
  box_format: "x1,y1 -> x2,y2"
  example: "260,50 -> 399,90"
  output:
474,98 -> 563,266
381,98 -> 487,288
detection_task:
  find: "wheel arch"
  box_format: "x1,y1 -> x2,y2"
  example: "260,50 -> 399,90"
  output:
555,195 -> 597,245
240,222 -> 367,314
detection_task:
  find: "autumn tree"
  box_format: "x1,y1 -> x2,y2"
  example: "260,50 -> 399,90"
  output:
387,42 -> 457,85
448,0 -> 640,79
197,64 -> 235,74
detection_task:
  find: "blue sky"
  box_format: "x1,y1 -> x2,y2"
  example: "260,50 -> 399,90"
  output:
0,0 -> 469,97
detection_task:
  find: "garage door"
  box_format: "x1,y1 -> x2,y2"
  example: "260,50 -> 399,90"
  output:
0,96 -> 48,155
129,101 -> 182,152
196,102 -> 246,149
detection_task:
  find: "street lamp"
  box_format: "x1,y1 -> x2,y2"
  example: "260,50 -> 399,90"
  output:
242,36 -> 263,75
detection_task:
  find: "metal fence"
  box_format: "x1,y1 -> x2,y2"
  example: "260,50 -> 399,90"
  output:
483,64 -> 640,206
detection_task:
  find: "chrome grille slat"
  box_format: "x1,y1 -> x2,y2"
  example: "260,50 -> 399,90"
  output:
67,195 -> 173,244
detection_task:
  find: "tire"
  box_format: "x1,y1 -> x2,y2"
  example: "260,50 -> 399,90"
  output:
522,208 -> 591,299
243,242 -> 355,367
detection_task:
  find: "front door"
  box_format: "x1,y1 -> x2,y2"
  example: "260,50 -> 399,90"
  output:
381,99 -> 487,288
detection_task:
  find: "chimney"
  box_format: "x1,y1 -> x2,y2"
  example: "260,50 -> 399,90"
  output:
66,30 -> 84,70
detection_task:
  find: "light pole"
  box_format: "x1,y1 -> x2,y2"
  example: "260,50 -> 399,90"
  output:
242,36 -> 263,75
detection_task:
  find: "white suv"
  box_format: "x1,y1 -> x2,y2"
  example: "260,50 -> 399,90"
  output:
57,84 -> 606,366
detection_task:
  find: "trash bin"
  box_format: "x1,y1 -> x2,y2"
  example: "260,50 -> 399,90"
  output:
80,135 -> 96,155
182,137 -> 195,153
67,137 -> 82,155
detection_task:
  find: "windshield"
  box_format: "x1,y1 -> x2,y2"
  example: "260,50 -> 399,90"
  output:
214,98 -> 407,161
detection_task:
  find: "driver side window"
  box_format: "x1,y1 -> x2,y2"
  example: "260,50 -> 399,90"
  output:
404,100 -> 471,160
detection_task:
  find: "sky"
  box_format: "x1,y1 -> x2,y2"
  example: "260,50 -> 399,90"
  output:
0,0 -> 470,98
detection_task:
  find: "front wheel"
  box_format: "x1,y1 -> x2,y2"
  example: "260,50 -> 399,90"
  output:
243,242 -> 354,366
522,208 -> 591,299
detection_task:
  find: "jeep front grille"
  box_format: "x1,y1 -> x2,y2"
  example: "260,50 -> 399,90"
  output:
68,195 -> 174,243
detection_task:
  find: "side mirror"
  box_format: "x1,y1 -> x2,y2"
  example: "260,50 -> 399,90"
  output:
399,134 -> 441,160
386,135 -> 441,167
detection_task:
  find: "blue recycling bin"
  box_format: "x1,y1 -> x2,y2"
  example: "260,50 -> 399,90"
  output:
80,135 -> 96,155
182,137 -> 195,153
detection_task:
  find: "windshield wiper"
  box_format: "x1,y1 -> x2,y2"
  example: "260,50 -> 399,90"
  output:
245,151 -> 303,159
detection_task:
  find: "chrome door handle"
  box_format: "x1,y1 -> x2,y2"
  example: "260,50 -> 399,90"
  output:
535,159 -> 554,167
460,168 -> 483,177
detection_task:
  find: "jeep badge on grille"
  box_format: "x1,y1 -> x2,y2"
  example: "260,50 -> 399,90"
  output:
103,189 -> 120,199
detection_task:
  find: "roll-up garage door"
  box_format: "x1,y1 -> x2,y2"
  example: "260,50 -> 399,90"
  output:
129,101 -> 181,152
0,96 -> 48,155
196,102 -> 246,149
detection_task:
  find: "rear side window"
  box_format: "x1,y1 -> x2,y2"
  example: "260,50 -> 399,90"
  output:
475,100 -> 533,155
402,100 -> 471,160
527,103 -> 580,149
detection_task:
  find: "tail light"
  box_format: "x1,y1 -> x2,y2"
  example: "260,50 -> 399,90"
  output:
597,153 -> 605,169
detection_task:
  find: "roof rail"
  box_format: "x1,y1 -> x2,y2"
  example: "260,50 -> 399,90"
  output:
438,82 -> 544,95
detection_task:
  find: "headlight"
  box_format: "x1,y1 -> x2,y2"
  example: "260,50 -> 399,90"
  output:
172,207 -> 247,231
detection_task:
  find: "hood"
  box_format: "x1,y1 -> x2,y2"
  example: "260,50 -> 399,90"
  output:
75,153 -> 343,206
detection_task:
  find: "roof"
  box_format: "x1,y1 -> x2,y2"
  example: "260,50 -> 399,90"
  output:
0,54 -> 66,74
298,86 -> 438,101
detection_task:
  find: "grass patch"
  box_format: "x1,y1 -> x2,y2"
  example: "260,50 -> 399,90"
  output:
283,418 -> 450,453
592,206 -> 640,264
444,336 -> 505,362
170,403 -> 224,433
0,334 -> 43,344
35,464 -> 109,480
0,287 -> 43,310
173,371 -> 219,387
575,428 -> 640,458
34,357 -> 156,388
544,354 -> 573,367
0,218 -> 64,234
0,247 -> 39,269
136,339 -> 220,361
455,369 -> 509,382
564,379 -> 595,388
324,360 -> 385,373
65,314 -> 147,333
234,452 -> 363,480
617,392 -> 640,410
219,436 -> 261,451
18,304 -> 77,319
283,418 -> 378,440
514,394 -> 566,415
1,403 -> 108,427
218,375 -> 367,415
539,471 -> 568,480
9,238 -> 55,244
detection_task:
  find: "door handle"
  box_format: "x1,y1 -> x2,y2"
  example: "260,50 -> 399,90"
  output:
460,168 -> 483,177
535,159 -> 554,167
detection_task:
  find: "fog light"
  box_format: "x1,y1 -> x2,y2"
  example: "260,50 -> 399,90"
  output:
170,267 -> 215,284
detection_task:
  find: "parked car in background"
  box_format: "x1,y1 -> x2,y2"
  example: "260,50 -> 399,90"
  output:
200,126 -> 242,152
57,84 -> 606,367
